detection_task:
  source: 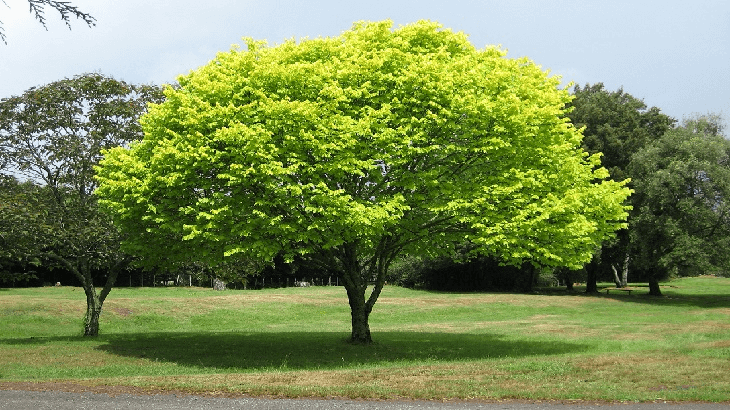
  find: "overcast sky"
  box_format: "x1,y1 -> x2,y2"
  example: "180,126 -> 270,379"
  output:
1,0 -> 728,125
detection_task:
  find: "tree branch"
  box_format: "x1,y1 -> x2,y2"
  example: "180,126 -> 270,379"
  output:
1,0 -> 95,44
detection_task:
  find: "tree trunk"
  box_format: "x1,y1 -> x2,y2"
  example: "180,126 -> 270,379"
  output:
334,240 -> 393,345
309,239 -> 395,345
48,253 -> 124,337
620,253 -> 629,287
84,285 -> 102,336
585,268 -> 598,293
648,276 -> 662,296
611,264 -> 622,288
347,286 -> 372,344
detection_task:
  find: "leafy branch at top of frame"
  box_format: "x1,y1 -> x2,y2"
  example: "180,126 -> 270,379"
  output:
1,0 -> 96,44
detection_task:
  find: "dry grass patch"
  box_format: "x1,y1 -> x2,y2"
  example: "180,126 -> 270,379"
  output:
90,363 -> 525,399
0,297 -> 83,317
102,293 -> 343,318
571,352 -> 730,387
397,323 -> 464,333
693,307 -> 730,316
689,339 -> 730,349
0,344 -> 127,369
647,321 -> 730,335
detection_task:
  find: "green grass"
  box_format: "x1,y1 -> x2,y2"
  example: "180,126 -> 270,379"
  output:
1,277 -> 729,402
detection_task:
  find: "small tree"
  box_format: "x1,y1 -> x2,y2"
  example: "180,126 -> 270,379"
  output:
629,114 -> 730,295
96,20 -> 631,344
0,73 -> 163,335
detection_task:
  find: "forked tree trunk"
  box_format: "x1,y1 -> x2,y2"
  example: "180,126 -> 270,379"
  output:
335,242 -> 391,345
310,238 -> 396,345
49,254 -> 124,337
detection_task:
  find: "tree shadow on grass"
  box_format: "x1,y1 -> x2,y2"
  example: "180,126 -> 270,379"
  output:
530,285 -> 730,309
0,331 -> 588,371
597,292 -> 730,309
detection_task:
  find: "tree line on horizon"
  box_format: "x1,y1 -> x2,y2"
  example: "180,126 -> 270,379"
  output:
1,21 -> 729,342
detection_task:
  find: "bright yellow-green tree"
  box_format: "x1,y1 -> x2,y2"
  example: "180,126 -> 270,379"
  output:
96,20 -> 630,344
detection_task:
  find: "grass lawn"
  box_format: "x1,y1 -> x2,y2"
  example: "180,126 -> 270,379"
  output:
1,276 -> 729,402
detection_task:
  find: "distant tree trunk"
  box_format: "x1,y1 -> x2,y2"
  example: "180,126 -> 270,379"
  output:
585,268 -> 598,293
611,254 -> 629,288
611,264 -> 624,288
648,276 -> 662,296
565,281 -> 574,291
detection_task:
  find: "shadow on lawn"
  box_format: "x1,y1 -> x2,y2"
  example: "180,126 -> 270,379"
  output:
531,285 -> 730,309
580,285 -> 730,308
70,331 -> 587,371
601,293 -> 730,309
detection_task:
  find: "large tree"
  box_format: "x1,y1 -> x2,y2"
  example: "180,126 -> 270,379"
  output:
629,114 -> 730,295
0,73 -> 163,335
96,20 -> 630,344
566,83 -> 675,291
1,0 -> 95,44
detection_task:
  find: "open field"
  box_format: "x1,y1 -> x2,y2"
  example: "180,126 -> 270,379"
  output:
1,276 -> 729,402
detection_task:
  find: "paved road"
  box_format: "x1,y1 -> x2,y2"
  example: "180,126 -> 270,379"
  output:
1,390 -> 728,410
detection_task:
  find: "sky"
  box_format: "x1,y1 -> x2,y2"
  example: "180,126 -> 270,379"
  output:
1,0 -> 728,126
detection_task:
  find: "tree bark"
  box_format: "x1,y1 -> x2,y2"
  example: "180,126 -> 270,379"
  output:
333,240 -> 393,345
347,286 -> 372,344
648,276 -> 662,296
84,285 -> 102,336
611,264 -> 622,288
620,253 -> 629,287
585,268 -> 598,293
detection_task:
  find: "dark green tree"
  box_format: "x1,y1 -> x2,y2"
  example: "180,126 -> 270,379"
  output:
566,83 -> 675,292
0,73 -> 163,335
1,0 -> 95,44
0,175 -> 47,284
629,114 -> 730,295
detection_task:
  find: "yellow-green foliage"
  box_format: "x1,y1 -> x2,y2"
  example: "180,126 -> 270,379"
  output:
95,20 -> 630,269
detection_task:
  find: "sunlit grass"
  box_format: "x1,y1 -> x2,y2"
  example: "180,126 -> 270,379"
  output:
1,276 -> 729,402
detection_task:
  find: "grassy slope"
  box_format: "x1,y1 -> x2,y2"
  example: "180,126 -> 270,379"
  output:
1,277 -> 729,402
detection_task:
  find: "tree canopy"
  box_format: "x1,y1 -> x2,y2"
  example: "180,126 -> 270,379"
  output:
568,83 -> 675,182
96,20 -> 631,343
629,114 -> 730,295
